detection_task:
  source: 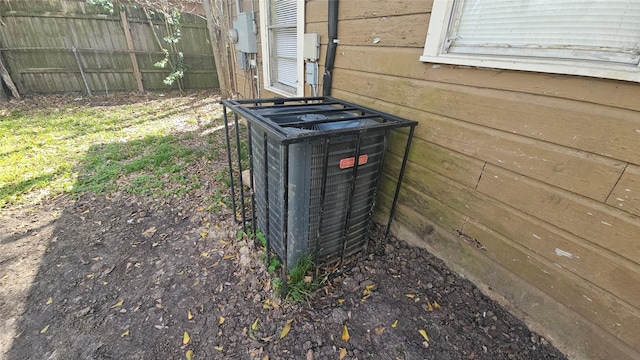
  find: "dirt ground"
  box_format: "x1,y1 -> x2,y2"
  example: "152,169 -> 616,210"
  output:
0,94 -> 568,360
0,196 -> 569,360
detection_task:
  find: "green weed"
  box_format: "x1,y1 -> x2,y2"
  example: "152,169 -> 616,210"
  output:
267,256 -> 281,273
240,227 -> 316,301
272,277 -> 283,295
283,254 -> 316,302
256,230 -> 267,247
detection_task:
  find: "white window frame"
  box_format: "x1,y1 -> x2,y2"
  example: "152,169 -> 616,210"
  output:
259,0 -> 305,97
421,0 -> 640,83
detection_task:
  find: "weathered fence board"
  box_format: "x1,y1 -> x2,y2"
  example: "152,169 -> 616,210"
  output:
0,0 -> 218,94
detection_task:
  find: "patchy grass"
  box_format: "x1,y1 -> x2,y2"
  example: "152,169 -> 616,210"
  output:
0,92 -> 224,208
74,135 -> 204,196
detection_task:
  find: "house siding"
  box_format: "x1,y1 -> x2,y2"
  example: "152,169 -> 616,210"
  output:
232,1 -> 640,358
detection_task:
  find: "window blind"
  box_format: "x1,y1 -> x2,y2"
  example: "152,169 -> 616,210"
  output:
269,0 -> 298,89
447,0 -> 640,65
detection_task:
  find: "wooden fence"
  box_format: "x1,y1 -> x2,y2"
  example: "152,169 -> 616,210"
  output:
0,0 -> 218,94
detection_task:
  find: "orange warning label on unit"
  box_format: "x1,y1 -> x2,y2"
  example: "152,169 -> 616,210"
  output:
339,155 -> 368,169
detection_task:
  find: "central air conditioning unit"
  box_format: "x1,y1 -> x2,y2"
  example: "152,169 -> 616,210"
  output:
220,97 -> 417,270
250,105 -> 387,267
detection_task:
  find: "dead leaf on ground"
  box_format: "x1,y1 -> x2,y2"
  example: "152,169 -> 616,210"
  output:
251,318 -> 259,331
280,319 -> 293,339
419,329 -> 430,342
40,325 -> 50,334
121,330 -> 130,337
433,300 -> 441,308
111,300 -> 124,308
183,331 -> 191,345
374,327 -> 385,336
391,320 -> 398,328
271,298 -> 281,309
219,316 -> 225,325
185,349 -> 194,360
339,347 -> 347,359
188,310 -> 194,320
214,346 -> 223,351
342,325 -> 350,342
362,284 -> 376,296
45,297 -> 53,305
405,293 -> 415,299
427,300 -> 434,312
143,227 -> 157,236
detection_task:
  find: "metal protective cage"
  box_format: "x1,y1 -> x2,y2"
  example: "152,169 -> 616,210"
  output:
221,96 -> 417,277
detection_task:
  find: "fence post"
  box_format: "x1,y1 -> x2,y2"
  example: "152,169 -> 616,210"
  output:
120,10 -> 144,93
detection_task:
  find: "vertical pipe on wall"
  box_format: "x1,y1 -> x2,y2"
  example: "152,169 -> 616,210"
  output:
322,0 -> 339,96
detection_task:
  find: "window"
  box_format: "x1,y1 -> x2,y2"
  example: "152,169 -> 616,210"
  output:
259,0 -> 304,96
421,0 -> 640,83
